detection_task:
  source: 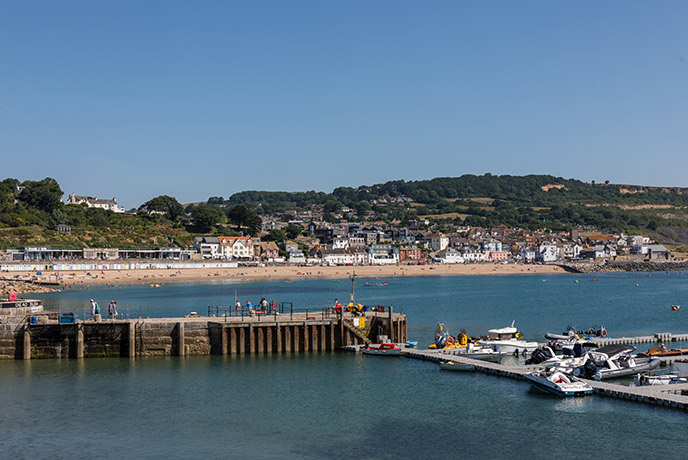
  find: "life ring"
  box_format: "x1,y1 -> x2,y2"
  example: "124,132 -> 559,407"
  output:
587,328 -> 595,335
446,336 -> 455,345
600,329 -> 607,337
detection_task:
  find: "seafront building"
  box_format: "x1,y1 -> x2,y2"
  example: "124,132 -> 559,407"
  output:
0,217 -> 675,267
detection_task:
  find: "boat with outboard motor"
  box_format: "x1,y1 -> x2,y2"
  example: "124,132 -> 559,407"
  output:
438,361 -> 475,372
635,360 -> 688,386
361,342 -> 401,356
476,321 -> 538,354
637,345 -> 688,358
578,344 -> 661,380
524,369 -> 593,397
451,343 -> 507,362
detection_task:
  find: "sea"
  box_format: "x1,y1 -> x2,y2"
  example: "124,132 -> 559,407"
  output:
1,271 -> 687,459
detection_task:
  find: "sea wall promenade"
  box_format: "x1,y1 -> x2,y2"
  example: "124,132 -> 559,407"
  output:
0,309 -> 407,360
560,260 -> 688,273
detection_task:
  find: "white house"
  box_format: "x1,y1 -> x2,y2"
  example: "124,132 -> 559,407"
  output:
318,248 -> 368,265
560,243 -> 582,260
433,247 -> 465,264
218,236 -> 253,260
67,193 -> 125,213
288,251 -> 306,264
536,242 -> 559,262
192,237 -> 221,259
462,248 -> 486,263
428,234 -> 449,252
368,244 -> 399,265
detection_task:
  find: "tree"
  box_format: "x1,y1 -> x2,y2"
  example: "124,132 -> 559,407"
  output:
263,228 -> 286,242
18,177 -> 63,212
245,214 -> 262,236
142,195 -> 184,221
192,205 -> 224,232
285,224 -> 303,240
226,204 -> 262,234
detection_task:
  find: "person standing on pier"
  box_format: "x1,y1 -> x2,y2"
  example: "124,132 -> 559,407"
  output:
260,298 -> 268,313
90,299 -> 97,318
235,300 -> 241,310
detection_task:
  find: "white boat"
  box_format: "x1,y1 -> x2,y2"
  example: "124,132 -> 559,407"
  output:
635,360 -> 688,386
477,321 -> 539,354
524,370 -> 593,397
454,343 -> 506,362
581,344 -> 661,380
361,343 -> 401,356
438,361 -> 475,372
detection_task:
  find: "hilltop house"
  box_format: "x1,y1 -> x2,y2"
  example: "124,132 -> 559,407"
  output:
67,193 -> 124,213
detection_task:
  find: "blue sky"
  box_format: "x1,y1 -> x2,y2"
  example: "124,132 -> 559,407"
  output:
1,1 -> 687,208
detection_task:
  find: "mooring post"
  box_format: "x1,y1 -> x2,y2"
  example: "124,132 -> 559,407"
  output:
176,322 -> 185,357
388,306 -> 394,343
127,321 -> 136,358
76,324 -> 84,359
22,326 -> 31,360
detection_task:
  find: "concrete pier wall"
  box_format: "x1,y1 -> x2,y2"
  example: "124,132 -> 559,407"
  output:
0,312 -> 407,360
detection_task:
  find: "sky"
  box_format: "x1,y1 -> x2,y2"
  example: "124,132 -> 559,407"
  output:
1,1 -> 687,209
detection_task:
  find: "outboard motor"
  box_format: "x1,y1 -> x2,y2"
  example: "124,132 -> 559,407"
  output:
573,342 -> 585,358
583,359 -> 598,379
525,346 -> 555,365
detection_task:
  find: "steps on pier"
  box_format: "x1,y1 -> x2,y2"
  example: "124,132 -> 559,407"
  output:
342,319 -> 371,344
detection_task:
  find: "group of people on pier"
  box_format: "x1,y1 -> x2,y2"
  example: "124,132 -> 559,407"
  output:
235,298 -> 276,315
89,299 -> 118,319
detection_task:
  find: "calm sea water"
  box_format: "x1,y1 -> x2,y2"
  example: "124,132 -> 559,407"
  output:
2,272 -> 688,459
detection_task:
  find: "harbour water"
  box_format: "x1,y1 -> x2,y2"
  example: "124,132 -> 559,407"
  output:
2,272 -> 688,458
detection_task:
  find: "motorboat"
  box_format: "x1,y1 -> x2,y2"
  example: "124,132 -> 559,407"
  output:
476,321 -> 539,354
524,369 -> 593,397
453,343 -> 506,362
580,344 -> 661,381
438,361 -> 475,372
635,360 -> 688,386
361,343 -> 401,356
404,340 -> 418,348
637,345 -> 688,358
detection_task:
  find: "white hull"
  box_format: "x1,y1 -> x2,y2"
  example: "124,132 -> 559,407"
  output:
525,372 -> 593,397
457,351 -> 505,362
361,349 -> 400,356
439,362 -> 474,371
479,340 -> 539,354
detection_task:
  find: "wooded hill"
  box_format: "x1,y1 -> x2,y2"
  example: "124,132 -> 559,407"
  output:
217,174 -> 688,245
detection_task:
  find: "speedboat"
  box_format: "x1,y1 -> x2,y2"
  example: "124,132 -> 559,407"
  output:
361,343 -> 401,356
438,361 -> 475,372
524,369 -> 593,397
476,321 -> 539,354
580,344 -> 661,380
454,343 -> 506,362
635,360 -> 688,386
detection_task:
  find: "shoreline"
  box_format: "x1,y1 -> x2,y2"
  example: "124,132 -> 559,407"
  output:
2,263 -> 562,291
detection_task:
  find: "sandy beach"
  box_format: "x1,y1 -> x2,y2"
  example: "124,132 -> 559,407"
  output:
3,263 -> 563,289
